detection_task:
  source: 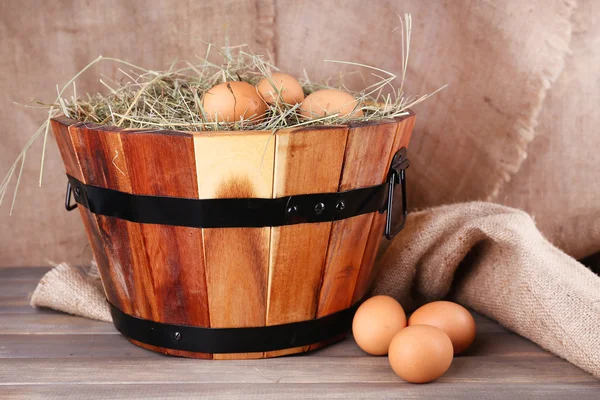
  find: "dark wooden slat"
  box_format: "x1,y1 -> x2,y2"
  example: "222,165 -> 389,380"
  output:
0,357 -> 596,385
3,383 -> 600,400
119,131 -> 211,328
69,125 -> 147,317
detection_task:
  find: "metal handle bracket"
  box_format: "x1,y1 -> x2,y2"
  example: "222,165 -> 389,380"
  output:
65,182 -> 78,211
384,148 -> 410,240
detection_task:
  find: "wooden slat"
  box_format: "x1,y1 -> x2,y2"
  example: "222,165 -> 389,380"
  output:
0,267 -> 52,281
194,131 -> 275,360
69,125 -> 157,320
69,125 -> 138,316
0,278 -> 38,307
266,126 -> 349,356
352,114 -> 416,302
0,334 -> 155,358
0,314 -> 115,334
50,119 -> 116,308
0,357 -> 595,385
0,268 -> 54,313
0,330 -> 550,359
0,267 -> 50,313
4,383 -> 600,400
315,120 -> 399,323
120,130 -> 211,359
0,309 -> 509,336
50,117 -> 84,182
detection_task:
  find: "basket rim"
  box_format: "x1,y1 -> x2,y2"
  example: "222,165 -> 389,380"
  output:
51,109 -> 415,137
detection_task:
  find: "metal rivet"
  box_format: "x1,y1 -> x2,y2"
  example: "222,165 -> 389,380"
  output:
315,202 -> 325,215
74,187 -> 81,197
335,200 -> 345,211
173,332 -> 182,341
287,205 -> 298,214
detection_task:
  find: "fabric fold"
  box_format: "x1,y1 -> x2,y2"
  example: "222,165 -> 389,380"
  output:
374,202 -> 600,378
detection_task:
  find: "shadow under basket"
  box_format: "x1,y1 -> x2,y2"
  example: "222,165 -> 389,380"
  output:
51,112 -> 416,359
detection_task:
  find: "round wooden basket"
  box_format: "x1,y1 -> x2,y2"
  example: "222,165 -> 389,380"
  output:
51,112 -> 415,359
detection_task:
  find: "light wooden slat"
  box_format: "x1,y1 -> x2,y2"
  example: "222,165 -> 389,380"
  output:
4,383 -> 600,400
0,357 -> 595,385
353,114 -> 416,302
0,331 -> 551,359
315,120 -> 399,322
194,131 -> 275,360
266,126 -> 349,357
0,314 -> 116,334
0,334 -> 156,358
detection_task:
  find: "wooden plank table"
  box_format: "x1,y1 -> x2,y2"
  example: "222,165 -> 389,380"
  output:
1,267 -> 598,399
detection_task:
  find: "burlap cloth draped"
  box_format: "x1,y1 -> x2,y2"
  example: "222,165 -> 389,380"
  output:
31,202 -> 600,378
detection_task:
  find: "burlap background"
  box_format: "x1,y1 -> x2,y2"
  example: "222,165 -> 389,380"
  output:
1,0 -> 598,266
498,0 -> 600,260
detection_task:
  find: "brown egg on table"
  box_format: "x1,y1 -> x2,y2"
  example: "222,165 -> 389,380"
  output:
256,72 -> 305,105
408,301 -> 476,354
300,89 -> 363,119
388,325 -> 453,384
202,81 -> 267,122
352,295 -> 406,356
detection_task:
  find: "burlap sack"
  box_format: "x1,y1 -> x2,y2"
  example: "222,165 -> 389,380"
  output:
31,202 -> 600,378
374,202 -> 600,378
30,261 -> 111,322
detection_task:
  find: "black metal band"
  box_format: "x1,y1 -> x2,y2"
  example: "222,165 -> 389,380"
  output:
65,177 -> 388,228
109,299 -> 363,354
65,148 -> 410,238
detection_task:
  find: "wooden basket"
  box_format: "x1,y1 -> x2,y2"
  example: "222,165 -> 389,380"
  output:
51,112 -> 415,359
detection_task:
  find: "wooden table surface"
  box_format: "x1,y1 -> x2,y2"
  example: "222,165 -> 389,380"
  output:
1,267 -> 598,399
